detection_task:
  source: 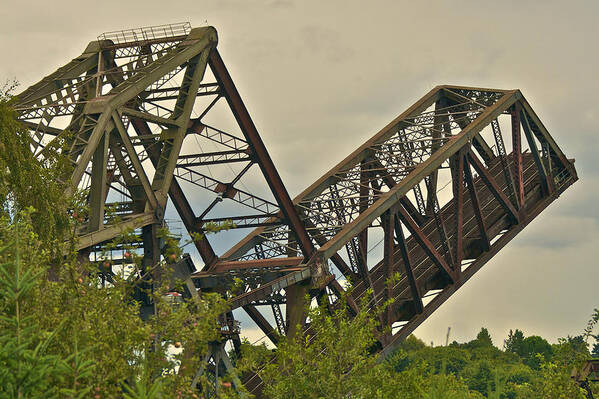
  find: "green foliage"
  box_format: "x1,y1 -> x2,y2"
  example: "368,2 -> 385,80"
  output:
240,290 -> 483,399
464,327 -> 494,350
421,373 -> 484,399
241,290 -> 385,398
0,85 -> 72,254
519,336 -> 553,370
552,335 -> 590,366
504,329 -> 525,354
0,211 -> 228,397
389,325 -> 598,399
401,334 -> 427,352
121,361 -> 164,399
585,308 -> 599,358
513,360 -> 587,399
0,219 -> 63,398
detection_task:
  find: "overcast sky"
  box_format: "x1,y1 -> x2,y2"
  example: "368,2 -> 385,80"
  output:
2,0 -> 598,347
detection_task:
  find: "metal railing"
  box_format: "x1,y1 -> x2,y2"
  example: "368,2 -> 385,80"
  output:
98,22 -> 191,46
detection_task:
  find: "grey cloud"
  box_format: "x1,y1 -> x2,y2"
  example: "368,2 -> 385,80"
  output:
299,25 -> 354,63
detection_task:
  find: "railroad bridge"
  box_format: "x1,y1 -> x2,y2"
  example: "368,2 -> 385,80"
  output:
15,23 -> 578,396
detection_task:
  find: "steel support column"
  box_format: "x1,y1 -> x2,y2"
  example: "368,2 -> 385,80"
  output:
396,204 -> 454,281
393,215 -> 423,314
511,103 -> 525,209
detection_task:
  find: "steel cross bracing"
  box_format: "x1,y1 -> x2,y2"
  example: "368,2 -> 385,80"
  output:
215,86 -> 577,393
17,23 -> 578,397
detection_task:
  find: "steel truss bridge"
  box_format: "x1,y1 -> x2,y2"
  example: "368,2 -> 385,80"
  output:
15,23 -> 578,397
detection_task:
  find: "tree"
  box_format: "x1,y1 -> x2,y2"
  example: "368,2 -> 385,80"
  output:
520,336 -> 553,370
401,334 -> 427,352
241,290 -> 392,398
505,329 -> 525,354
592,342 -> 599,358
420,373 -> 484,399
0,209 -> 234,397
0,217 -> 90,398
0,83 -> 71,254
241,288 -> 487,399
464,328 -> 494,350
476,328 -> 494,347
584,308 -> 599,358
513,360 -> 587,399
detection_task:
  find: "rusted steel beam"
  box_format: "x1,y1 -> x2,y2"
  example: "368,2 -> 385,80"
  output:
139,223 -> 161,321
271,303 -> 286,335
197,214 -> 280,229
518,96 -> 577,179
425,99 -> 445,216
209,49 -> 315,259
177,166 -> 279,216
16,50 -> 99,106
76,212 -> 157,250
427,177 -> 454,270
393,216 -> 423,314
317,90 -> 519,261
131,118 -> 218,267
177,150 -> 251,167
169,180 -> 218,267
100,34 -> 190,51
396,203 -> 454,281
111,114 -> 159,210
371,158 -> 426,225
293,87 -> 443,203
209,257 -> 304,273
379,172 -> 577,358
441,89 -> 496,164
358,160 -> 370,277
88,131 -> 109,232
328,279 -> 360,316
463,153 -> 490,250
229,268 -> 311,310
453,152 -> 465,271
383,210 -> 395,324
243,305 -> 279,345
467,151 -> 519,223
193,266 -> 305,283
330,252 -> 360,281
303,219 -> 359,281
520,109 -> 552,196
511,103 -> 525,209
491,118 -> 518,208
221,86 -> 494,263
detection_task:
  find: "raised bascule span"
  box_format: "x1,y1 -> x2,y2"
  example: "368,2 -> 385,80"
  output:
15,23 -> 578,396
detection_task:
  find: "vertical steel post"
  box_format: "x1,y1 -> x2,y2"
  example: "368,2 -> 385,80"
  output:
511,103 -> 525,209
142,223 -> 161,320
520,109 -> 552,196
88,130 -> 109,232
453,151 -> 464,273
383,210 -> 395,325
463,153 -> 490,251
393,216 -> 423,314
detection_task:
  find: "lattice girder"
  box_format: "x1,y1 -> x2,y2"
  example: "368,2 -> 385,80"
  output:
220,85 -> 577,362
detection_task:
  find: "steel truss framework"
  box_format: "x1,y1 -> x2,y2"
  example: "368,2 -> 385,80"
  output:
16,23 -> 577,397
